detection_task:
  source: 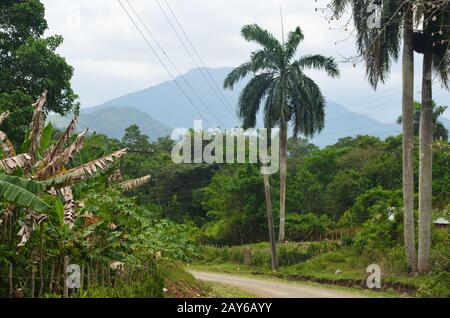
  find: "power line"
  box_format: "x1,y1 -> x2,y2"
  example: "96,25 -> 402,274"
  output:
160,0 -> 237,113
156,0 -> 238,120
117,0 -> 212,127
124,0 -> 226,127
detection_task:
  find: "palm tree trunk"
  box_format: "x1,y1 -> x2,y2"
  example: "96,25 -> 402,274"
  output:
418,51 -> 433,274
402,10 -> 417,274
278,122 -> 287,243
263,173 -> 278,271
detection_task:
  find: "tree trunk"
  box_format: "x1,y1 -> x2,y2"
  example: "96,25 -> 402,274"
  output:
48,262 -> 54,294
263,173 -> 278,271
38,223 -> 44,297
418,51 -> 433,274
278,122 -> 287,243
402,10 -> 417,274
8,263 -> 13,298
63,256 -> 68,298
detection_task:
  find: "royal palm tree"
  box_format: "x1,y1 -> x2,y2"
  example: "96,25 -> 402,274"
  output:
224,24 -> 339,242
416,2 -> 450,273
329,0 -> 418,273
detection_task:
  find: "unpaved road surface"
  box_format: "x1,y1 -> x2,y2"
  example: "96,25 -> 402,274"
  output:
190,271 -> 365,298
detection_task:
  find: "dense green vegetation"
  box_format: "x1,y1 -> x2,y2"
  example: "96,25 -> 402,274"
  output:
0,115 -> 197,297
1,0 -> 449,299
119,129 -> 449,297
6,106 -> 448,297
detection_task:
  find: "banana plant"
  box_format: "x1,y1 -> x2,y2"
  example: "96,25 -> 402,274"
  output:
1,91 -> 151,247
0,175 -> 50,214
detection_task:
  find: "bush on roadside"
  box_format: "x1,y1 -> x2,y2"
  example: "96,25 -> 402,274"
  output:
285,213 -> 332,242
196,241 -> 340,267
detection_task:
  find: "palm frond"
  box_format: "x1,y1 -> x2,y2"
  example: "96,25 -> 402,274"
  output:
297,55 -> 340,78
263,81 -> 283,128
288,68 -> 325,137
285,27 -> 304,60
238,73 -> 275,129
250,50 -> 280,73
352,0 -> 402,89
328,0 -> 351,18
224,62 -> 252,89
241,24 -> 282,52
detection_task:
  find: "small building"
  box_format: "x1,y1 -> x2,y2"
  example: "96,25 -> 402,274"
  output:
434,218 -> 449,230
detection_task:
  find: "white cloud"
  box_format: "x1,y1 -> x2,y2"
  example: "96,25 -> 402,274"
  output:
73,59 -> 162,81
40,0 -> 449,121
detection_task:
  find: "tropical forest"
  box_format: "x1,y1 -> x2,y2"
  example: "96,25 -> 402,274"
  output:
0,0 -> 449,301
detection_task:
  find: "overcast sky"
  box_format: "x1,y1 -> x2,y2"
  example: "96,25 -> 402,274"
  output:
41,0 -> 449,123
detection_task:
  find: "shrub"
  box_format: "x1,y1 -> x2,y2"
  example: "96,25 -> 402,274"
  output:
417,272 -> 450,298
196,241 -> 340,268
340,187 -> 402,227
285,213 -> 331,242
353,206 -> 403,255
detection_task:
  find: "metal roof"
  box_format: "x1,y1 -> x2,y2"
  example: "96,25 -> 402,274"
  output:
434,218 -> 450,225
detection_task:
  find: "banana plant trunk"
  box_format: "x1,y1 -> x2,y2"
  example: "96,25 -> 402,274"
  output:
263,173 -> 278,271
418,51 -> 433,274
278,122 -> 287,243
402,10 -> 417,273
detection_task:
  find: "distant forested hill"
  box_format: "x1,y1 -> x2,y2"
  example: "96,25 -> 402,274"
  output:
56,67 -> 405,146
48,107 -> 171,141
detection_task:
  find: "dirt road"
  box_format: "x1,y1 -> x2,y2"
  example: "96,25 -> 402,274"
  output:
190,271 -> 365,298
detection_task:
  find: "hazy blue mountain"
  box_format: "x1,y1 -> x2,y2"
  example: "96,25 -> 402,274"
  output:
85,67 -> 243,129
48,107 -> 171,141
81,67 -> 401,146
311,102 -> 400,147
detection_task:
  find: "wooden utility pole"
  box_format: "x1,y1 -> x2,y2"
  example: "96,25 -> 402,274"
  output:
48,263 -> 54,293
63,256 -> 68,298
31,269 -> 36,298
263,173 -> 278,271
8,263 -> 13,298
39,223 -> 44,297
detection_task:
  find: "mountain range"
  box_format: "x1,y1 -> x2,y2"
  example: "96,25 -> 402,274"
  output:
49,67 -> 449,147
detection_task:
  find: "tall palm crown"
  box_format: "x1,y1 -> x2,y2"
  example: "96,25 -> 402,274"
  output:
224,24 -> 339,137
329,0 -> 450,88
424,1 -> 450,88
329,0 -> 403,88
